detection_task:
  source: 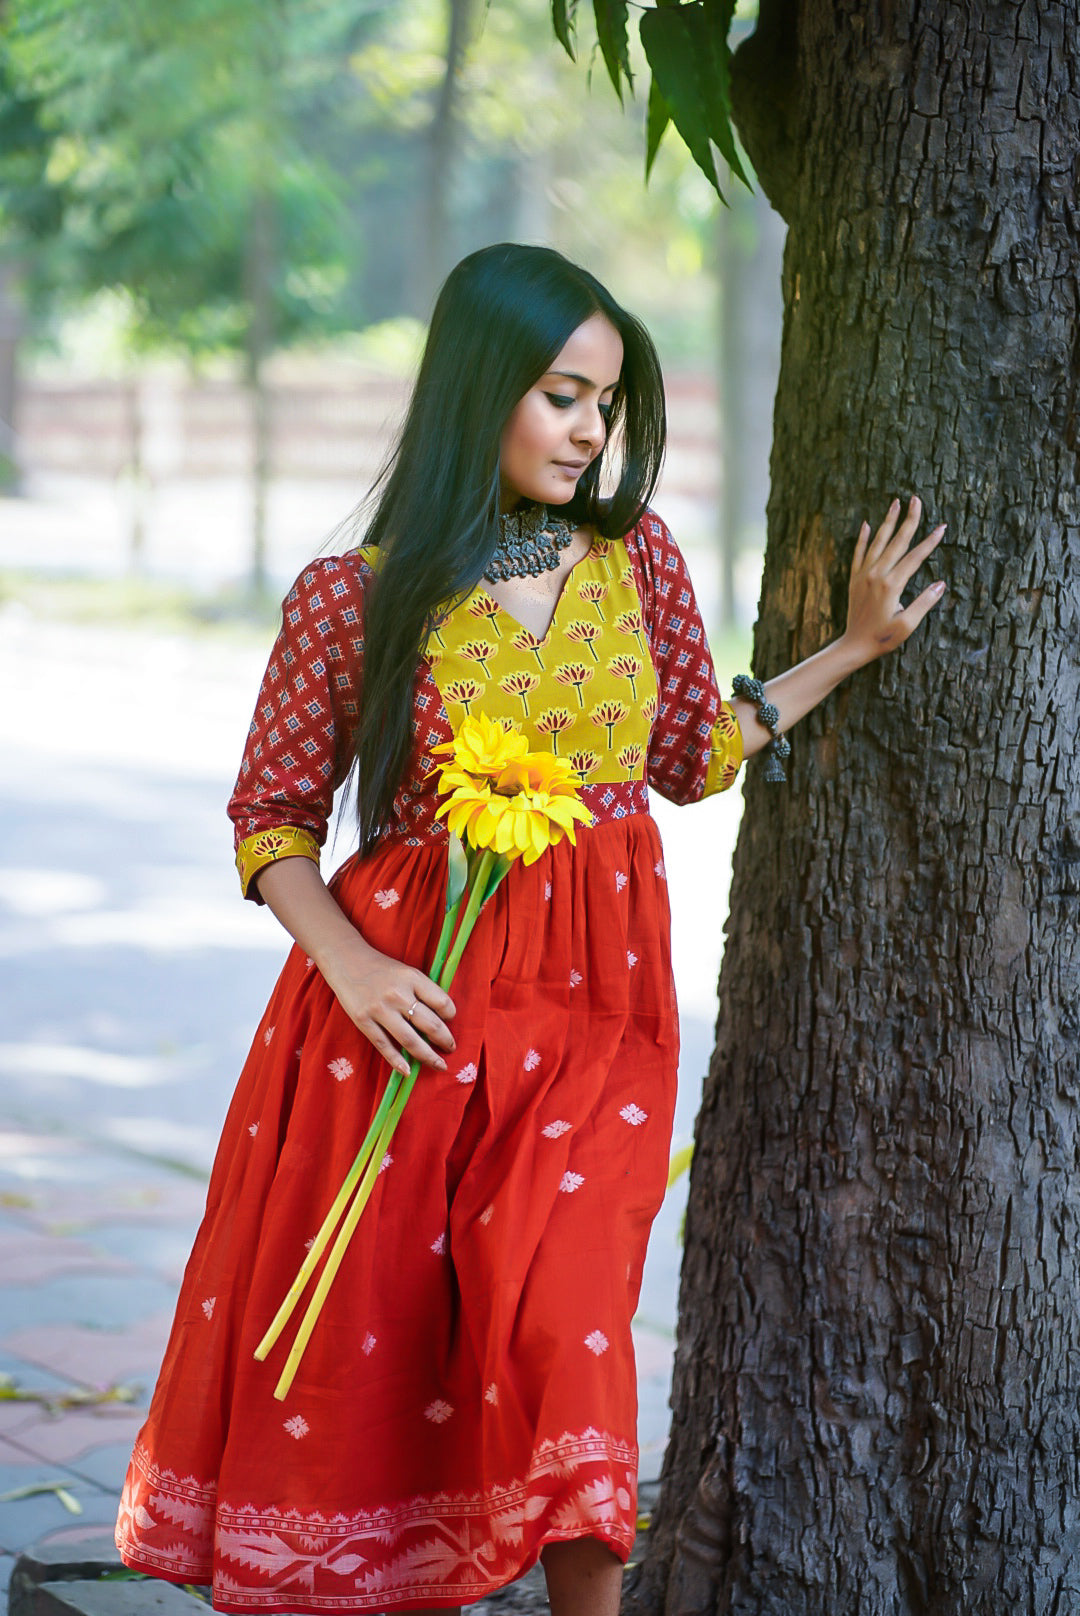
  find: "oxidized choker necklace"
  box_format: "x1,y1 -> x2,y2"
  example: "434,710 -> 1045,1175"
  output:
485,503 -> 574,582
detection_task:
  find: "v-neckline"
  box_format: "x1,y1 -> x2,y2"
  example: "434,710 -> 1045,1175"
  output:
476,542 -> 597,648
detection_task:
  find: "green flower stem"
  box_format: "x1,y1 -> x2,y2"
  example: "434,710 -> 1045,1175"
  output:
254,1078 -> 403,1364
273,1079 -> 409,1399
268,848 -> 512,1399
255,878 -> 467,1371
439,848 -> 496,986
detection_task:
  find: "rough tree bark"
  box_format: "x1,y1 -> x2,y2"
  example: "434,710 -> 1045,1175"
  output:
629,3 -> 1080,1612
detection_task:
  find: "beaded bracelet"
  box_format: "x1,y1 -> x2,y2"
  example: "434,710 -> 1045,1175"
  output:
732,674 -> 791,783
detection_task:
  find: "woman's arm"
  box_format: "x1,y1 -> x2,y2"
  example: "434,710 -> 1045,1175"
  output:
255,856 -> 457,1079
732,496 -> 946,756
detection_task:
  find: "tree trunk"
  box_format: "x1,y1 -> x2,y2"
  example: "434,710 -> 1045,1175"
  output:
245,183 -> 275,599
631,3 -> 1080,1612
416,0 -> 476,314
0,261 -> 21,489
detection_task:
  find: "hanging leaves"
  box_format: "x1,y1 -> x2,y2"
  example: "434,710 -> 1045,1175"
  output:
640,0 -> 747,197
645,76 -> 671,179
551,0 -> 580,58
550,0 -> 748,201
594,1 -> 632,103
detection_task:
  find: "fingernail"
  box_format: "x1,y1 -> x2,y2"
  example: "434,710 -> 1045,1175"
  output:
437,1058 -> 447,1071
932,580 -> 946,594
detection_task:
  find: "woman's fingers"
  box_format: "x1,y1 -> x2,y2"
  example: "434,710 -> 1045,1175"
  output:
394,1010 -> 449,1073
886,522 -> 947,591
379,979 -> 455,1073
852,520 -> 871,570
362,1022 -> 417,1079
406,983 -> 456,1051
865,494 -> 923,568
858,497 -> 945,596
406,998 -> 455,1053
895,578 -> 948,639
865,496 -> 906,562
845,495 -> 946,659
411,980 -> 457,1029
362,1008 -> 449,1078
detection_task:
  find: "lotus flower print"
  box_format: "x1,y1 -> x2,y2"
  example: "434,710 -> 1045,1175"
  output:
499,669 -> 541,717
512,627 -> 546,668
467,592 -> 501,631
590,699 -> 629,749
459,639 -> 498,678
535,707 -> 574,754
553,662 -> 594,708
565,619 -> 603,662
577,579 -> 609,619
607,653 -> 644,700
442,678 -> 485,716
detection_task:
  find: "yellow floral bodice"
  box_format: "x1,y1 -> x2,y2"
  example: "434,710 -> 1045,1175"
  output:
419,539 -> 657,790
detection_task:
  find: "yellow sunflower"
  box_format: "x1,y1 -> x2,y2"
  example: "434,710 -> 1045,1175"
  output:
431,711 -> 527,778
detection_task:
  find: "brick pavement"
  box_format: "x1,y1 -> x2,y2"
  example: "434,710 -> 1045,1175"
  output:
0,1128 -> 207,1611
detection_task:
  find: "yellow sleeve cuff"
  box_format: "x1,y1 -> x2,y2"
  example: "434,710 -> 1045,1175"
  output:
235,826 -> 321,902
703,702 -> 743,796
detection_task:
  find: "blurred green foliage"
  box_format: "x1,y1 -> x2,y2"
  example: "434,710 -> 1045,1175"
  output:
0,0 -> 728,367
0,0 -> 380,356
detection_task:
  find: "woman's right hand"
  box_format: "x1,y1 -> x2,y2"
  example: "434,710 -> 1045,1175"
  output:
320,936 -> 457,1078
253,854 -> 456,1078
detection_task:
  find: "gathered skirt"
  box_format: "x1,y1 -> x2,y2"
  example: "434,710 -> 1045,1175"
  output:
116,813 -> 679,1611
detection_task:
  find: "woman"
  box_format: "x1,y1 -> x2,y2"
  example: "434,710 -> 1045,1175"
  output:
115,243 -> 945,1615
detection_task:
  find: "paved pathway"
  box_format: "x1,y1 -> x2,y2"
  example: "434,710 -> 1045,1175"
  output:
0,503 -> 743,1609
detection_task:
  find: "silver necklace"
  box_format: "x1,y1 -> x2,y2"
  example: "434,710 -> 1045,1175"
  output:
485,503 -> 574,582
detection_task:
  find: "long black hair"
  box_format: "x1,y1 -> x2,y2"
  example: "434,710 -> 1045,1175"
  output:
354,242 -> 666,853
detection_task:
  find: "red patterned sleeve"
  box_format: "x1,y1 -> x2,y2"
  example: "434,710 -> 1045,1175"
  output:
227,552 -> 371,901
622,512 -> 742,805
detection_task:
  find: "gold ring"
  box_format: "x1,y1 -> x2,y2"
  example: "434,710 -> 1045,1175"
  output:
407,1000 -> 418,1020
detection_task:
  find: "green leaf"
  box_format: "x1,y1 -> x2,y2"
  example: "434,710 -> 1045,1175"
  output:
0,1481 -> 83,1515
645,77 -> 670,179
592,0 -> 631,103
700,0 -> 750,185
551,0 -> 579,59
482,853 -> 514,906
445,834 -> 468,913
639,1 -> 748,200
640,5 -> 715,191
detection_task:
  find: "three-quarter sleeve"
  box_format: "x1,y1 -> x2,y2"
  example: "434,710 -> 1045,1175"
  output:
228,553 -> 370,900
624,512 -> 743,805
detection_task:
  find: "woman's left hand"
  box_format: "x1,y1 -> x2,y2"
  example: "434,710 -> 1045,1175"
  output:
841,494 -> 947,666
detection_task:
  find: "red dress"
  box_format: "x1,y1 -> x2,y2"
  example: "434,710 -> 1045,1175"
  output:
115,512 -> 742,1612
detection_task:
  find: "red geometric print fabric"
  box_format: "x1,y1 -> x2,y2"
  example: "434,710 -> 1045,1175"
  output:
115,512 -> 742,1612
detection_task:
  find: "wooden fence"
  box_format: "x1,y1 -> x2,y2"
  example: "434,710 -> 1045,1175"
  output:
13,370 -> 720,502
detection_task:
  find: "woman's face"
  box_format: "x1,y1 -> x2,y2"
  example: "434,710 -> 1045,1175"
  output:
499,313 -> 624,513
